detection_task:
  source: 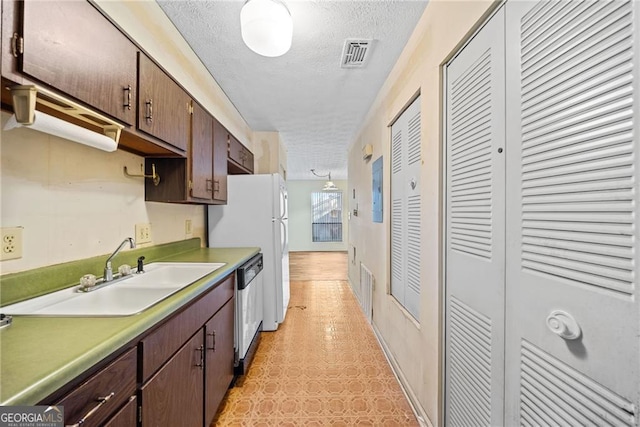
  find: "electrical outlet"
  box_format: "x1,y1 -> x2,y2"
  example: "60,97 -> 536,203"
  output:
135,223 -> 152,244
1,227 -> 23,261
185,219 -> 192,235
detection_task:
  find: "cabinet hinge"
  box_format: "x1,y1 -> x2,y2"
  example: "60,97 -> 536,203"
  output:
188,103 -> 193,115
11,33 -> 24,57
138,405 -> 142,423
188,180 -> 193,190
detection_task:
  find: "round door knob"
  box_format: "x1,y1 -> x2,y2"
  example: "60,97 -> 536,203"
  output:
409,178 -> 417,190
546,310 -> 581,340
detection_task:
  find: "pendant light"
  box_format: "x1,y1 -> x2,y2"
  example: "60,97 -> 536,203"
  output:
241,0 -> 293,57
322,178 -> 338,192
311,169 -> 339,191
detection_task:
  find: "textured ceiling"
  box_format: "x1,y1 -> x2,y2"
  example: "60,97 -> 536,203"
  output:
157,0 -> 427,180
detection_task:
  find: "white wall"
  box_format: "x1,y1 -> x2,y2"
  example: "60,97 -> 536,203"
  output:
254,131 -> 288,177
346,1 -> 497,425
0,112 -> 205,275
288,180 -> 348,252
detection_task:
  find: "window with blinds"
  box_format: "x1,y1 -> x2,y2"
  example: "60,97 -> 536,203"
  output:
311,191 -> 343,242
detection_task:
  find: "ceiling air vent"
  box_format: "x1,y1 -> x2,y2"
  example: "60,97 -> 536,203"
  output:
341,39 -> 373,68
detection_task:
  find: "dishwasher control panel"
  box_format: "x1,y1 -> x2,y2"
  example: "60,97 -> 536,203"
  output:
237,253 -> 263,290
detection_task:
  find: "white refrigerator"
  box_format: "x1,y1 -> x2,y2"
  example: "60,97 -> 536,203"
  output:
208,173 -> 290,331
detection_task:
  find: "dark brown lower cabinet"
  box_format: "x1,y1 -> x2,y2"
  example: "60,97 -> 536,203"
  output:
140,297 -> 236,427
141,332 -> 204,427
205,300 -> 235,425
137,275 -> 235,426
41,274 -> 236,427
103,396 -> 138,427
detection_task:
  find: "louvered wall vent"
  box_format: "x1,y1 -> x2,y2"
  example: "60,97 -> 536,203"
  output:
341,39 -> 373,68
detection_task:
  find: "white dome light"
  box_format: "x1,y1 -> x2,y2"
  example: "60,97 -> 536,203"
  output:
241,0 -> 293,57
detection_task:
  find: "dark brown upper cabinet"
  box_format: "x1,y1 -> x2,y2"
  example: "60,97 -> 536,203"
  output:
227,129 -> 254,175
138,53 -> 190,153
212,119 -> 229,203
17,1 -> 137,125
191,102 -> 214,200
0,0 -> 253,173
143,103 -> 228,205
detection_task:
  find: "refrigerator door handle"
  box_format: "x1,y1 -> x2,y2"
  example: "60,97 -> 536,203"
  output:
278,218 -> 287,254
279,188 -> 287,220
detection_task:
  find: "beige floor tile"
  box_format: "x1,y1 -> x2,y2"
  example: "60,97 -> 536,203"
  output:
213,252 -> 418,426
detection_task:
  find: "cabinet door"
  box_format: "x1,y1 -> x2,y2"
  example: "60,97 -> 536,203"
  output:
138,54 -> 190,152
103,396 -> 137,427
20,1 -> 137,125
243,148 -> 254,173
504,1 -> 640,425
444,7 -> 506,426
191,102 -> 214,200
212,119 -> 229,202
228,134 -> 244,166
204,299 -> 235,425
141,332 -> 204,427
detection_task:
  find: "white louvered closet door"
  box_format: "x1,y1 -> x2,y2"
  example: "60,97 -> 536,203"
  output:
504,0 -> 640,425
444,7 -> 505,426
391,96 -> 421,319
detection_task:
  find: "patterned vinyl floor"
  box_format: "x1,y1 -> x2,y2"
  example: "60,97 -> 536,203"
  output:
213,252 -> 418,426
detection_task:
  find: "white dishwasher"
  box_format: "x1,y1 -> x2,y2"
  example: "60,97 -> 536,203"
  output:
235,253 -> 264,375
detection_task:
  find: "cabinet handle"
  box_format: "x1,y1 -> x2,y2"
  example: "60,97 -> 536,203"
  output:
65,392 -> 115,427
206,179 -> 213,192
145,99 -> 153,123
195,345 -> 204,369
213,179 -> 220,193
11,33 -> 23,57
123,85 -> 132,110
207,331 -> 216,352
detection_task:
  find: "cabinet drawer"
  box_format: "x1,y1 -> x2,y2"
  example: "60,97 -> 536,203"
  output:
139,274 -> 234,382
56,348 -> 136,427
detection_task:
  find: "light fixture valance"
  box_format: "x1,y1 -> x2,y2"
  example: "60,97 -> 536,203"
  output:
241,0 -> 293,57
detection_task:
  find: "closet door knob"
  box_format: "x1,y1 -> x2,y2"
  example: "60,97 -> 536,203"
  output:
546,310 -> 581,340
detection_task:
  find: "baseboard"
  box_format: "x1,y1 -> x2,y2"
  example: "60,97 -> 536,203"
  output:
371,323 -> 433,427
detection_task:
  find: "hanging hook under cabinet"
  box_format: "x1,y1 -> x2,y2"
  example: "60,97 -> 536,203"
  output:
124,163 -> 160,186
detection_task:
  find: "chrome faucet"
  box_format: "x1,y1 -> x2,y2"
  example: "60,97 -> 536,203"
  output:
104,237 -> 135,281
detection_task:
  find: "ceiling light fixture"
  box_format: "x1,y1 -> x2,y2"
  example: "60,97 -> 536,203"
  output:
311,169 -> 339,191
240,0 -> 293,57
